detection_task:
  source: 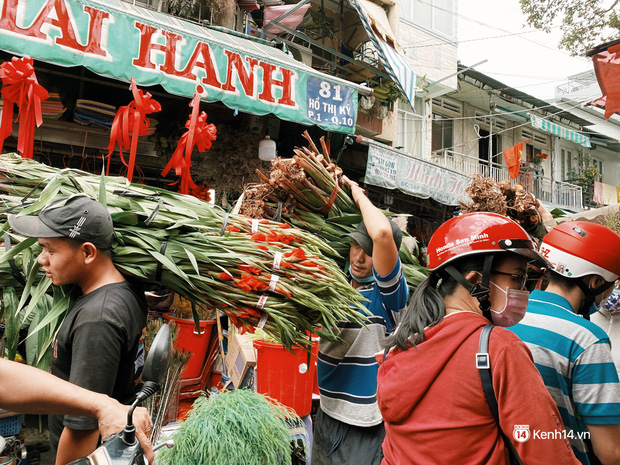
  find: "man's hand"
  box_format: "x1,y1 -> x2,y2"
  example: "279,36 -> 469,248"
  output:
340,175 -> 365,204
133,407 -> 155,465
96,398 -> 154,464
0,360 -> 155,463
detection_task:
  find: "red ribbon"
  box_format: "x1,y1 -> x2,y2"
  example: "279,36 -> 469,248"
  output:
0,56 -> 48,159
161,94 -> 217,195
107,77 -> 161,182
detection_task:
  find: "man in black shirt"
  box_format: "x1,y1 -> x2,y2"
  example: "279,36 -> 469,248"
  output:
9,195 -> 148,465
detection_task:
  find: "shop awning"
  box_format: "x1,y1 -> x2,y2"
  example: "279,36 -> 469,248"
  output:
0,0 -> 362,134
348,0 -> 417,107
555,101 -> 620,143
530,115 -> 591,148
364,142 -> 470,206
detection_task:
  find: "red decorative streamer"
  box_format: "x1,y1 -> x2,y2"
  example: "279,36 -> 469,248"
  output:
161,94 -> 217,195
106,77 -> 161,182
0,56 -> 48,159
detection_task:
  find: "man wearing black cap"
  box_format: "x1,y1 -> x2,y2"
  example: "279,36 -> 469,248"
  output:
8,195 -> 147,465
312,177 -> 409,465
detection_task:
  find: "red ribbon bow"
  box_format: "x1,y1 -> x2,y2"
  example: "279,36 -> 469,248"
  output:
161,94 -> 217,195
107,77 -> 161,182
0,56 -> 49,159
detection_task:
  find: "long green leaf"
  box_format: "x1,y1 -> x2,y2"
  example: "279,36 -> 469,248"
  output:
0,236 -> 37,266
26,290 -> 71,338
147,250 -> 196,290
4,287 -> 19,360
16,257 -> 43,313
19,274 -> 52,326
99,163 -> 107,205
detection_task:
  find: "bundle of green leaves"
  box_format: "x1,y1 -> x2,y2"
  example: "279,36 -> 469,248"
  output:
156,390 -> 304,465
0,153 -> 368,362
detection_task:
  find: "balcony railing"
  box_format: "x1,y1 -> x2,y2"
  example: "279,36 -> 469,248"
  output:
431,150 -> 583,211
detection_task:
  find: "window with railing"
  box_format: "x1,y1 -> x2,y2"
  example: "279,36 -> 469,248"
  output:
401,0 -> 454,37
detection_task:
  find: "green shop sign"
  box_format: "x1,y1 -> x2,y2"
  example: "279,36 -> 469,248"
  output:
0,0 -> 358,133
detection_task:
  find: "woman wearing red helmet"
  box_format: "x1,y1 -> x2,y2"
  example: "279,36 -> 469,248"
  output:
376,212 -> 580,465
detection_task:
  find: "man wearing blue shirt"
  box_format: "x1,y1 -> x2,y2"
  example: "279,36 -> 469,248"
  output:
509,221 -> 620,465
312,176 -> 409,465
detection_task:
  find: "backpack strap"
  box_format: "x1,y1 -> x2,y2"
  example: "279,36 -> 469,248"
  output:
477,325 -> 497,417
477,325 -> 525,465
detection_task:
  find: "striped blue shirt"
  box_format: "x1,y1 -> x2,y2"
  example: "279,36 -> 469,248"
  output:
317,258 -> 408,427
509,290 -> 620,465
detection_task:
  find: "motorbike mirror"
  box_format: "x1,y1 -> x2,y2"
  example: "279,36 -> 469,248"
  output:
122,323 -> 173,446
143,323 -> 172,386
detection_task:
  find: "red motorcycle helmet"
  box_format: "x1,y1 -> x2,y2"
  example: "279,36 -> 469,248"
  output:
427,212 -> 543,271
539,221 -> 620,282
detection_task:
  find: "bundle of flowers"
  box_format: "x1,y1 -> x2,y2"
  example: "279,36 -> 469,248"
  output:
459,174 -> 544,239
0,153 -> 368,351
239,131 -> 428,290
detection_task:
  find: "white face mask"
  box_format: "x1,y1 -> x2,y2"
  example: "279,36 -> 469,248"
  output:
489,281 -> 529,327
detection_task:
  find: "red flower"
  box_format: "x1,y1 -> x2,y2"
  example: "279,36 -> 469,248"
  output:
237,307 -> 263,318
238,265 -> 262,275
277,234 -> 296,244
234,274 -> 268,292
276,287 -> 292,298
251,233 -> 268,242
233,278 -> 252,293
218,272 -> 233,281
284,248 -> 307,260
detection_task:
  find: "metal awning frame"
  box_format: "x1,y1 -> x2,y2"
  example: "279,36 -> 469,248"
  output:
261,22 -> 390,85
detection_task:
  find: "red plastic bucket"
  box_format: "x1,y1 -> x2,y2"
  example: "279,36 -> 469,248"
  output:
253,340 -> 319,417
163,314 -> 215,379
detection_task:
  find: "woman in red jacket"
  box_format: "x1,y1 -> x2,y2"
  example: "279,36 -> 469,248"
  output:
377,212 -> 580,465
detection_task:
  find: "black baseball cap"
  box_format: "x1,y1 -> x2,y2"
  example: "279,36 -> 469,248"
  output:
8,195 -> 114,249
345,218 -> 402,256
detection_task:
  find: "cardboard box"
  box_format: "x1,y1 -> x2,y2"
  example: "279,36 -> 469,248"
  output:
225,329 -> 257,388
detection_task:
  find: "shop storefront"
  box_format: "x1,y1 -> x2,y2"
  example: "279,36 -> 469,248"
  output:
0,0 -> 362,134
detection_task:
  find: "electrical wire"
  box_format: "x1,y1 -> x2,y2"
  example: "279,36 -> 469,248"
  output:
405,26 -> 563,49
401,0 -> 588,60
396,96 -> 597,157
399,94 -> 594,124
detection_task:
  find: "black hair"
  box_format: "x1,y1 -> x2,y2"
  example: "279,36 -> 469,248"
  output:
60,236 -> 112,257
545,268 -> 579,291
386,253 -> 508,351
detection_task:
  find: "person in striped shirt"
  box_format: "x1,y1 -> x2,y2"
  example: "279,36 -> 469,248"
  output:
509,221 -> 620,465
312,176 -> 409,465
